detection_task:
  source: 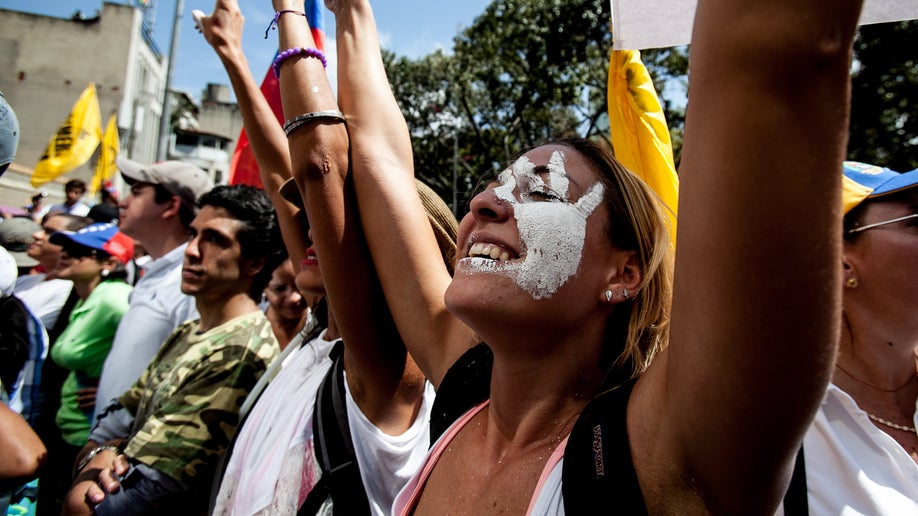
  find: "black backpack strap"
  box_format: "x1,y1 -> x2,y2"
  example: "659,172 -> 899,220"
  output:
562,378 -> 809,515
563,379 -> 647,515
783,445 -> 809,515
429,343 -> 493,445
298,341 -> 371,516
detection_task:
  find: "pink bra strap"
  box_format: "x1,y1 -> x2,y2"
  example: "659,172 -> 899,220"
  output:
398,400 -> 490,514
525,435 -> 569,515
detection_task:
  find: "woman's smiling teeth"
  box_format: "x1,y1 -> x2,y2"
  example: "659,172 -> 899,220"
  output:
468,242 -> 513,262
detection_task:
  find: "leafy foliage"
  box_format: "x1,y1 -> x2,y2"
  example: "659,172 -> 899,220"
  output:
387,3 -> 918,214
849,20 -> 918,171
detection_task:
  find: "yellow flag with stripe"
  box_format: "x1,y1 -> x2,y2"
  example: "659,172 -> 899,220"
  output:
31,83 -> 102,187
608,49 -> 679,244
90,114 -> 120,196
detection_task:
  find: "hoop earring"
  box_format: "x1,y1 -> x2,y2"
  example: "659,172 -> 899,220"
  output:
846,277 -> 858,289
604,289 -> 613,302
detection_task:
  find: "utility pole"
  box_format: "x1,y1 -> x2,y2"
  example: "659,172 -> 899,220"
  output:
453,128 -> 459,216
156,0 -> 184,162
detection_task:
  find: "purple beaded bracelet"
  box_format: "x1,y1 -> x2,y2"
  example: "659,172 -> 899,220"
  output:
273,47 -> 327,78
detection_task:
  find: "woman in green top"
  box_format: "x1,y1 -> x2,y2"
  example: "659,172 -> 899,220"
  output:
44,222 -> 133,500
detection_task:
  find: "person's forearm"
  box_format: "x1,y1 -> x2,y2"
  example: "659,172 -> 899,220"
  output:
88,404 -> 133,445
219,37 -> 293,196
334,0 -> 411,168
217,28 -> 306,264
0,404 -> 46,479
332,0 -> 472,386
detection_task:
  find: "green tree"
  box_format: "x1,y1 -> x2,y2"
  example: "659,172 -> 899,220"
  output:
848,20 -> 918,170
388,4 -> 917,213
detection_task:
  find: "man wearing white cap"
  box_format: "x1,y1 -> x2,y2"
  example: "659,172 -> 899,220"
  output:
0,91 -> 19,177
94,157 -> 213,420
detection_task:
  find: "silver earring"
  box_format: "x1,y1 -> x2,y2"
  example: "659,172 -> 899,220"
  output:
604,290 -> 613,302
622,288 -> 630,300
101,269 -> 110,278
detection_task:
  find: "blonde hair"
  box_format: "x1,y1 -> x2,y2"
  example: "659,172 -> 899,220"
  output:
556,138 -> 673,379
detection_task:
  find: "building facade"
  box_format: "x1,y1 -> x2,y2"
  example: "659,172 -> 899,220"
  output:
0,3 -> 244,213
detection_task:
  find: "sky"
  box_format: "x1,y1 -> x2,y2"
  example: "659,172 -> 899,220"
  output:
0,0 -> 493,101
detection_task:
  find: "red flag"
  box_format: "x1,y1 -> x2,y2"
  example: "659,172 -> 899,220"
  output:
228,0 -> 325,187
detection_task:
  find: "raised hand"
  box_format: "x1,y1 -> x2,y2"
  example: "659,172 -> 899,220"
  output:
198,0 -> 246,63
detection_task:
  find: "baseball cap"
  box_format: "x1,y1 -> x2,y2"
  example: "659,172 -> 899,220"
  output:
116,156 -> 214,210
50,222 -> 135,264
0,247 -> 17,296
88,203 -> 120,224
842,161 -> 918,214
0,217 -> 40,267
0,91 -> 19,175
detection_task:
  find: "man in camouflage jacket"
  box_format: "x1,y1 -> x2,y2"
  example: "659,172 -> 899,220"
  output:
63,186 -> 284,515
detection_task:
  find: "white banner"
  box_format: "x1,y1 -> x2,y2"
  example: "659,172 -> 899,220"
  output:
611,0 -> 918,50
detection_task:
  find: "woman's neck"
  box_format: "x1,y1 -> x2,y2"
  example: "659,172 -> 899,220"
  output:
72,276 -> 102,300
835,323 -> 918,394
266,308 -> 308,348
484,339 -> 604,448
833,327 -> 918,446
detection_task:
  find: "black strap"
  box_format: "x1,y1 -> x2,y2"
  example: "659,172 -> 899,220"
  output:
298,341 -> 371,516
562,379 -> 648,515
783,445 -> 809,515
429,343 -> 493,445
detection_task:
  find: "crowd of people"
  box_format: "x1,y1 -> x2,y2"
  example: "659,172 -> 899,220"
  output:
1,0 -> 916,514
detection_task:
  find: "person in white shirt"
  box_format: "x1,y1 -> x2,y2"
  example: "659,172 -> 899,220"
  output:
93,158 -> 213,420
42,179 -> 91,218
777,162 -> 918,515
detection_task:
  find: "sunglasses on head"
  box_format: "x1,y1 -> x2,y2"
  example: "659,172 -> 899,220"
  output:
63,246 -> 98,259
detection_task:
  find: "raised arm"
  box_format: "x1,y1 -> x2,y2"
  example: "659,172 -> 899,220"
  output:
198,0 -> 309,267
272,0 -> 425,432
630,0 -> 864,511
330,0 -> 476,387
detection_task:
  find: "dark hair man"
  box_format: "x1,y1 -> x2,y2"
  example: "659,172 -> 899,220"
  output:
64,185 -> 285,515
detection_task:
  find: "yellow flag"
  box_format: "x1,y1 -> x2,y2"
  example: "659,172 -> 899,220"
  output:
89,114 -> 120,196
31,83 -> 102,187
608,49 -> 678,244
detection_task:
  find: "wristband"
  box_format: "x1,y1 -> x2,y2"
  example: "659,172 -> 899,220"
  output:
283,110 -> 346,136
264,9 -> 307,39
75,445 -> 121,475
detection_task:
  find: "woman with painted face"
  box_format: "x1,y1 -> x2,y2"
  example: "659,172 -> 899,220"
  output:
297,0 -> 867,512
776,162 -> 918,515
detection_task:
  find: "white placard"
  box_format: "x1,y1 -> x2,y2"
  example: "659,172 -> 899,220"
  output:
611,0 -> 918,49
